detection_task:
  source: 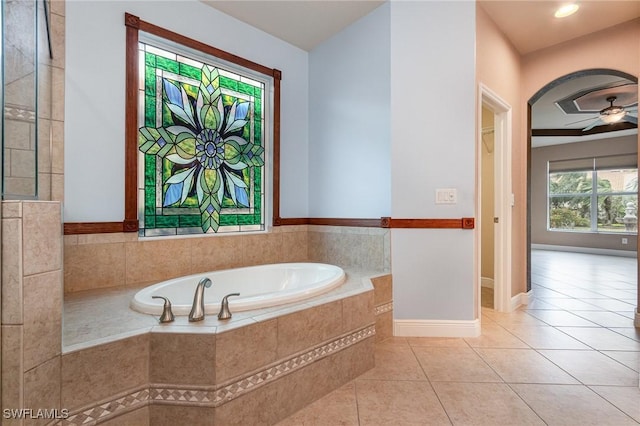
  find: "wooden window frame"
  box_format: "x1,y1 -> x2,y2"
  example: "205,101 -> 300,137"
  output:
62,13 -> 475,234
64,13 -> 282,235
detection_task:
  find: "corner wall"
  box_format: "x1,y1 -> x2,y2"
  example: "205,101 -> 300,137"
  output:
390,1 -> 476,324
308,2 -> 391,218
476,5 -> 524,299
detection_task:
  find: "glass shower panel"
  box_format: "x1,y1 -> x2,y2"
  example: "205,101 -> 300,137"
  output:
2,0 -> 41,199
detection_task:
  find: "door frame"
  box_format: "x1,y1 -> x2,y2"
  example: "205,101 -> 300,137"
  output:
478,84 -> 513,313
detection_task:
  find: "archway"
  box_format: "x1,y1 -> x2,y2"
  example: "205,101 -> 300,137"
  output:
527,68 -> 638,325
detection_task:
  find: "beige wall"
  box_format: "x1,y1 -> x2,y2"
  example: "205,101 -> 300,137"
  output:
522,19 -> 640,99
522,18 -> 639,315
531,136 -> 638,252
479,10 -> 640,298
476,5 -> 524,296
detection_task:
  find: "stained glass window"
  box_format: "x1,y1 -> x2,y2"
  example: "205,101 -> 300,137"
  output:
137,42 -> 266,236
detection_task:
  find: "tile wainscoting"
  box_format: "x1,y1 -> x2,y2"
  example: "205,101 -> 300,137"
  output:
63,225 -> 390,293
55,274 -> 383,425
1,201 -> 64,426
1,201 -> 392,425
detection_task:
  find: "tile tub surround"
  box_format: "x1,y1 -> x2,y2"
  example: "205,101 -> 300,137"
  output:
1,201 -> 63,426
371,274 -> 393,342
58,271 -> 379,425
63,224 -> 389,293
308,225 -> 390,272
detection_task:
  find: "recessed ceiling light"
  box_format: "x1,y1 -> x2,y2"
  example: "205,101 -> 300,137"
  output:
555,3 -> 579,18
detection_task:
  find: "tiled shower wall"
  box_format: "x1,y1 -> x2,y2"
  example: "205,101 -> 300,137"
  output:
63,225 -> 390,293
3,0 -> 64,200
1,201 -> 64,425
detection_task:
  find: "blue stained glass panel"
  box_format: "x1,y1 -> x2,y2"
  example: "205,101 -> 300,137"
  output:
138,43 -> 266,236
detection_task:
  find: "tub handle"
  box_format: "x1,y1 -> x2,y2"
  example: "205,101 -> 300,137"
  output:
152,296 -> 175,323
218,293 -> 240,320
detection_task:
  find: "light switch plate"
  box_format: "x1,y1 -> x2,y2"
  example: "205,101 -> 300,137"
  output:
436,188 -> 457,204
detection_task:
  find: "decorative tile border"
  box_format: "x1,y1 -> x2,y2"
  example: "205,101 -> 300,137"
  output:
59,389 -> 150,425
150,387 -> 214,405
375,302 -> 393,315
4,105 -> 36,122
212,324 -> 374,406
58,325 -> 375,424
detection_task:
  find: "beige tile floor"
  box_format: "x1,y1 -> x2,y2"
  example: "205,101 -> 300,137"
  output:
278,250 -> 640,425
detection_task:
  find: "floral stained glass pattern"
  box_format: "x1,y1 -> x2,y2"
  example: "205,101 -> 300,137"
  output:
138,43 -> 265,236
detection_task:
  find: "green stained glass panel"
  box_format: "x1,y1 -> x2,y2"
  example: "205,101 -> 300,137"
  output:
145,96 -> 156,127
179,63 -> 201,80
237,214 -> 254,225
145,52 -> 156,66
220,215 -> 238,226
220,76 -> 238,91
144,196 -> 155,216
145,67 -> 156,96
238,82 -> 253,95
144,156 -> 155,186
155,216 -> 179,228
138,42 -> 265,236
156,56 -> 179,73
179,215 -> 201,227
145,216 -> 156,228
254,121 -> 261,143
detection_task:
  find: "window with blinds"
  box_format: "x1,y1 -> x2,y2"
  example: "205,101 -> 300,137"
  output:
548,154 -> 638,234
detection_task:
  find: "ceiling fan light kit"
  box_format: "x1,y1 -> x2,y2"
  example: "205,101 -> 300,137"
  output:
600,110 -> 626,124
599,96 -> 627,124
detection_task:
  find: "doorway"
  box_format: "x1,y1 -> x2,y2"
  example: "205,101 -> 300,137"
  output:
481,106 -> 495,309
478,84 -> 513,314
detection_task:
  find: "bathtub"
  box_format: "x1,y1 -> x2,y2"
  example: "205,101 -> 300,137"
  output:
130,263 -> 346,315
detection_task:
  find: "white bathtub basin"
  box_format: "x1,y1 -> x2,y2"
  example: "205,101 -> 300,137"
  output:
130,263 -> 346,315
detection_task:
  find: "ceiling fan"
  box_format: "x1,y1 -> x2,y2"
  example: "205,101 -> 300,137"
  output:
570,96 -> 638,132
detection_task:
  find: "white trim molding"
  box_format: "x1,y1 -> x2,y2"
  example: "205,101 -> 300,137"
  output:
511,290 -> 533,311
532,244 -> 636,258
393,319 -> 480,338
477,83 -> 513,314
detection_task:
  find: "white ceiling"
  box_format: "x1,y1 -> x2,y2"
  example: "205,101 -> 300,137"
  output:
203,0 -> 640,54
202,0 -> 385,51
202,0 -> 639,145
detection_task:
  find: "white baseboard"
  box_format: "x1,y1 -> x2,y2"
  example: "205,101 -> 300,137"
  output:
394,319 -> 480,338
532,244 -> 636,258
511,290 -> 533,310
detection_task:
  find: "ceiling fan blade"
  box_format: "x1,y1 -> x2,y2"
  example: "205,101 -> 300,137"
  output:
565,116 -> 598,126
582,119 -> 602,132
625,114 -> 637,125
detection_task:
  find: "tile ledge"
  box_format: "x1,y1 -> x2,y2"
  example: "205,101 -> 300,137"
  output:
62,268 -> 381,351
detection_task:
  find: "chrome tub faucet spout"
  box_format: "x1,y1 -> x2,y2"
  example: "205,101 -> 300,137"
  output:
189,277 -> 212,322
